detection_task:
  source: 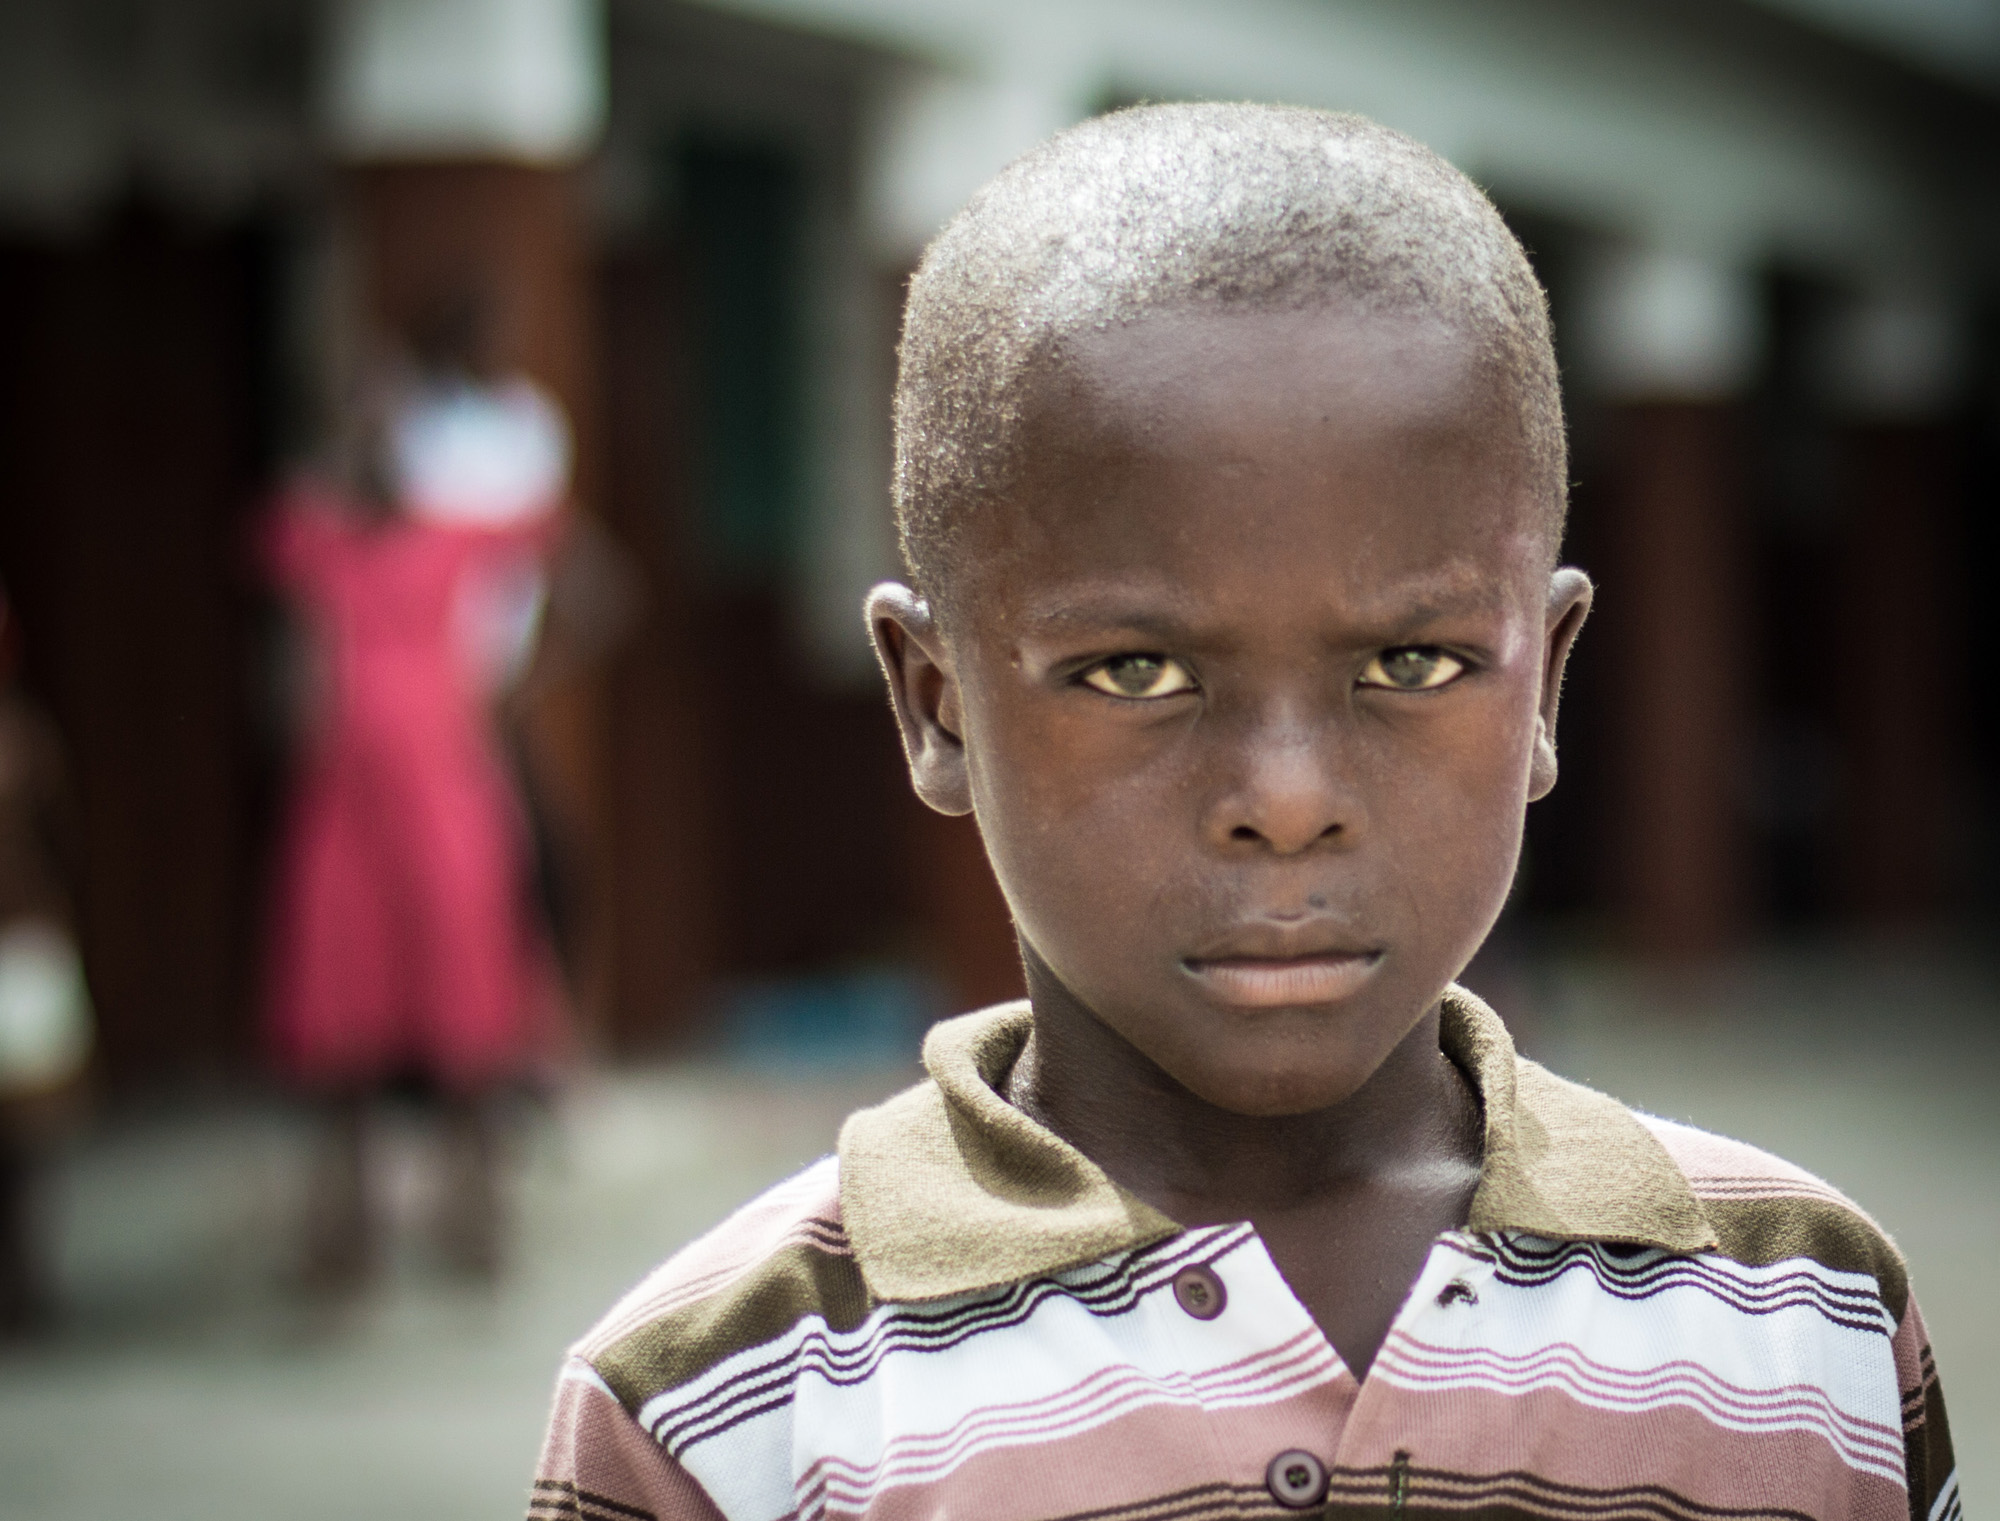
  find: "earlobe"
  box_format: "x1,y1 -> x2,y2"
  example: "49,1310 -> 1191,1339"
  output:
1528,567 -> 1593,804
1528,715 -> 1559,800
864,582 -> 973,817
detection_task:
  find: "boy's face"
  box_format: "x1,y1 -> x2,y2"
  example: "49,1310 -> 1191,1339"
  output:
874,304 -> 1589,1117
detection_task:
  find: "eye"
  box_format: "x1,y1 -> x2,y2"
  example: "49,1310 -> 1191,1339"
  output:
1358,646 -> 1465,692
1081,654 -> 1198,700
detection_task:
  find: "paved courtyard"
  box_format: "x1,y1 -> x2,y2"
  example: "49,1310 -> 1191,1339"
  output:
0,944 -> 1991,1519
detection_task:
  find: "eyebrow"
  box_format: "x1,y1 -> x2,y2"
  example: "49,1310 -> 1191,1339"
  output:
1018,565 -> 1511,642
1367,563 -> 1510,616
1020,601 -> 1199,641
1384,586 -> 1509,627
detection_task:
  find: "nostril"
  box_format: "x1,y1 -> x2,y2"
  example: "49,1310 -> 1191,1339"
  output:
1231,825 -> 1261,841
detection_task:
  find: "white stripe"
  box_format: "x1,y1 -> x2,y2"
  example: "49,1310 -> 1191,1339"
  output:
1373,1336 -> 1905,1483
559,1357 -> 619,1402
803,1330 -> 1339,1510
1384,1235 -> 1905,1481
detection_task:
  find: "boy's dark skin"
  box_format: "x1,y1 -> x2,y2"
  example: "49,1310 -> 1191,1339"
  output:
870,301 -> 1591,1379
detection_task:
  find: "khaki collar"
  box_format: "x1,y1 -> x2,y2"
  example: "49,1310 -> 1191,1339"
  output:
838,986 -> 1716,1302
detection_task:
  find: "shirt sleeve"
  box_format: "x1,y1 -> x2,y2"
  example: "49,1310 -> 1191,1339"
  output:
1892,1288 -> 1958,1521
529,1358 -> 729,1521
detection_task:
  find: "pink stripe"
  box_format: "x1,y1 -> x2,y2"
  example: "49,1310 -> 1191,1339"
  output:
1383,1335 -> 1894,1435
1337,1378 -> 1908,1521
1377,1339 -> 1903,1473
1376,1359 -> 1902,1471
816,1385 -> 1356,1521
802,1334 -> 1342,1502
581,1163 -> 845,1355
1640,1118 -> 1870,1211
534,1370 -> 734,1521
1377,1373 -> 1907,1474
806,1349 -> 1339,1500
1691,1182 -> 1852,1204
599,1220 -> 850,1340
1382,1338 -> 1895,1437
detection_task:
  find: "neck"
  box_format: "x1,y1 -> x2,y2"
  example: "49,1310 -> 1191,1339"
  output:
1005,950 -> 1482,1222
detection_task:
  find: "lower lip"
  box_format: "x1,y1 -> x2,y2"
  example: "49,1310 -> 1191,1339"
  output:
1182,952 -> 1382,1008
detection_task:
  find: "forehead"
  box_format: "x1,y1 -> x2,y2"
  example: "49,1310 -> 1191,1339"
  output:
951,304 -> 1544,633
1051,301 -> 1493,434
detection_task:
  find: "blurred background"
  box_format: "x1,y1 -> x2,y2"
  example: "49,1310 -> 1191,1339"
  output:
0,0 -> 1996,1513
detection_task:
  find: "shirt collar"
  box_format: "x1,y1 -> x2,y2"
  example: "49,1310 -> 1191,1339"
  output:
837,985 -> 1716,1303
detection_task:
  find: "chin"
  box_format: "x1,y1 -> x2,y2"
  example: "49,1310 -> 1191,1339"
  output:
1155,999 -> 1385,1111
1176,1056 -> 1371,1118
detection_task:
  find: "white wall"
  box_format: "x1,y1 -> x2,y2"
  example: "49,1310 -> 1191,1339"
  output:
695,0 -> 1972,289
324,0 -> 606,161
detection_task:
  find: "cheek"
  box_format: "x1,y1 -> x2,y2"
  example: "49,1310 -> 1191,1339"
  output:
969,702 -> 1185,890
1379,687 -> 1539,919
1409,693 -> 1537,816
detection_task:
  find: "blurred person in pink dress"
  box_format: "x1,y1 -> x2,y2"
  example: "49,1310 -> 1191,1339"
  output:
264,291 -> 569,1290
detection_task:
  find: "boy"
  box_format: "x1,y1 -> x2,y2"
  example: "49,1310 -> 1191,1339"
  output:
532,105 -> 1954,1521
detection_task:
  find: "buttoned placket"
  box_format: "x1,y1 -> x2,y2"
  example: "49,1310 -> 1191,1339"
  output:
1329,1232 -> 1500,1503
1152,1225 -> 1499,1513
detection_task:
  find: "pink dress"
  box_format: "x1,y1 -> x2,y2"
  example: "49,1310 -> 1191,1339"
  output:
262,487 -> 560,1091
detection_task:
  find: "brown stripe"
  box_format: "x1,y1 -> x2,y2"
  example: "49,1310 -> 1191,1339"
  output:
1698,1196 -> 1907,1318
1024,1474 -> 1818,1521
1054,1480 -> 1301,1521
1369,1464 -> 1818,1520
593,1236 -> 874,1411
1338,1377 -> 1901,1508
1904,1350 -> 1955,1521
528,1478 -> 659,1521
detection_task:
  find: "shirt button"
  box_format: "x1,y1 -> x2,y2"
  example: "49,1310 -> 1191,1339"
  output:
1265,1449 -> 1329,1509
1171,1264 -> 1227,1320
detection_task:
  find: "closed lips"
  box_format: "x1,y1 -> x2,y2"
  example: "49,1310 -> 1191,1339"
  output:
1182,949 -> 1381,1007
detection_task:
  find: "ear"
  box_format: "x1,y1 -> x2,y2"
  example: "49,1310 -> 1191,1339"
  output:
1527,567 -> 1593,802
866,582 -> 972,816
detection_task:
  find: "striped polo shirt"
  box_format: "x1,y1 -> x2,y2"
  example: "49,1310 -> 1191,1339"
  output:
531,989 -> 1957,1521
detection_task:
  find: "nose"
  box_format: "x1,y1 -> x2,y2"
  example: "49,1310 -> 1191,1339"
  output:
1204,703 -> 1363,856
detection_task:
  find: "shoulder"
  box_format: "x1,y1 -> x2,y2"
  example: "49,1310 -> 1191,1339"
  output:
1634,1111 -> 1910,1318
574,1154 -> 869,1414
1474,1007 -> 1912,1321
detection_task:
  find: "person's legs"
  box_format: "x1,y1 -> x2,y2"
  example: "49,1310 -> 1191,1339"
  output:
394,771 -> 528,1283
299,1092 -> 373,1294
0,1129 -> 50,1335
435,1089 -> 505,1281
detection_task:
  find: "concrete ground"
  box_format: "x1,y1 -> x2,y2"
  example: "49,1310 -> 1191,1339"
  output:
0,944 -> 1991,1519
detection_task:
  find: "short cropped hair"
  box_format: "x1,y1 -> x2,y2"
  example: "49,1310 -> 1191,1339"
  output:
892,103 -> 1566,606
